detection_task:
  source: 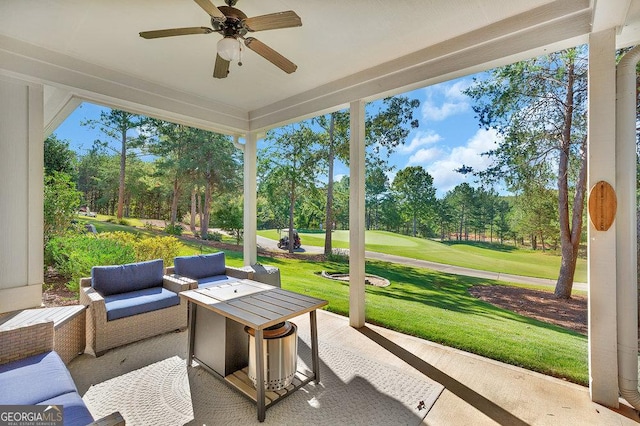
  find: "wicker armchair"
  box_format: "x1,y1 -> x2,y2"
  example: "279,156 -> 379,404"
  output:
80,268 -> 191,357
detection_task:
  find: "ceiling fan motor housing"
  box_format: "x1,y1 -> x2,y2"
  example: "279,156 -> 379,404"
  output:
212,6 -> 248,37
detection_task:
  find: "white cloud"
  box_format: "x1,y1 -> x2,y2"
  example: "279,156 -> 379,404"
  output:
424,128 -> 501,196
421,79 -> 472,121
398,130 -> 442,153
408,147 -> 444,164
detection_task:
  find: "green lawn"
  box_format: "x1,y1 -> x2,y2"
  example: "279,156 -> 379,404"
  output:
259,229 -> 587,282
182,243 -> 588,385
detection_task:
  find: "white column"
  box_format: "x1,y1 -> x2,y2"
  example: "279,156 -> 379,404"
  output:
349,100 -> 366,327
0,75 -> 44,314
243,132 -> 258,266
587,29 -> 619,406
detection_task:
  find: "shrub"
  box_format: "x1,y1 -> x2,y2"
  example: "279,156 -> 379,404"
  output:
98,231 -> 181,264
97,231 -> 138,246
45,234 -> 136,293
134,236 -> 182,266
118,218 -> 130,226
45,231 -> 184,294
164,223 -> 183,236
182,213 -> 200,228
143,221 -> 154,231
204,231 -> 223,242
327,248 -> 349,263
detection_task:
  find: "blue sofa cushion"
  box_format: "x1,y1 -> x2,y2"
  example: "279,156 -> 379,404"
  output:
198,275 -> 237,287
0,352 -> 78,405
92,259 -> 164,296
40,391 -> 94,426
174,252 -> 226,280
104,287 -> 180,321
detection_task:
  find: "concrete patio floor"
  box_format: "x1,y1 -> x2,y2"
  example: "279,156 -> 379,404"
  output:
305,310 -> 639,425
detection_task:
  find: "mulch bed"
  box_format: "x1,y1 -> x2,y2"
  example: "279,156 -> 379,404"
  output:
469,285 -> 587,335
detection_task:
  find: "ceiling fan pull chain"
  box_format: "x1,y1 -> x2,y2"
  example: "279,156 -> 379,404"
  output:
238,38 -> 243,66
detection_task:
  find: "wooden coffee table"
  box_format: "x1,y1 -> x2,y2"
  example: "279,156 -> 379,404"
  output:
180,279 -> 328,422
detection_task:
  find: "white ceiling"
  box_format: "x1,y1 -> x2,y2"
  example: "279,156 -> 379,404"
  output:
1,0 -> 639,135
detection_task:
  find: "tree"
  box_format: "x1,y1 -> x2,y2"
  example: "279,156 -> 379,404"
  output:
188,130 -> 241,240
77,147 -> 109,213
313,111 -> 347,254
365,166 -> 389,230
378,192 -> 403,233
82,109 -> 147,220
391,166 -> 436,237
511,184 -> 558,250
445,183 -> 475,240
435,198 -> 455,240
44,172 -> 81,243
146,121 -> 201,225
494,199 -> 512,244
314,96 -> 420,255
465,47 -> 587,298
45,135 -> 76,177
261,124 -> 321,252
213,195 -> 243,246
332,176 -> 351,230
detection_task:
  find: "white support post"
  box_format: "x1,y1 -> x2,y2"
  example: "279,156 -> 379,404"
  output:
243,132 -> 258,266
349,100 -> 366,328
587,29 -> 620,407
0,75 -> 44,314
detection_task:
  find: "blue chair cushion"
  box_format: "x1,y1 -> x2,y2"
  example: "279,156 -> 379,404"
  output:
40,391 -> 94,426
174,252 -> 226,280
92,259 -> 164,296
104,287 -> 180,321
198,275 -> 237,287
0,352 -> 78,405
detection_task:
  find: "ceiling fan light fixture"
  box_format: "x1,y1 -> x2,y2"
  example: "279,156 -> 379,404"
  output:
217,37 -> 241,61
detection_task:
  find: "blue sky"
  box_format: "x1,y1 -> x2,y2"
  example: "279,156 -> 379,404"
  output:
53,75 -> 499,198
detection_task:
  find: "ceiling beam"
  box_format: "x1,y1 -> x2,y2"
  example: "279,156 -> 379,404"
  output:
592,0 -> 632,32
44,86 -> 80,138
0,35 -> 250,135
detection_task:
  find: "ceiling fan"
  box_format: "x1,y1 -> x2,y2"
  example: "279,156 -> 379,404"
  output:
139,0 -> 301,79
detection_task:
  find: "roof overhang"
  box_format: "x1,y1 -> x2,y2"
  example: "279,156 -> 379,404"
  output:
1,0 -> 639,135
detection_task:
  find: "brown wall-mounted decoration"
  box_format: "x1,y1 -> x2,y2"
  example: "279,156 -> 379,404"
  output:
588,180 -> 617,231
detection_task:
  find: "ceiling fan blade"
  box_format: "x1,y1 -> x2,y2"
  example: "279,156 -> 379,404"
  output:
244,37 -> 297,74
244,11 -> 302,32
139,27 -> 213,39
213,54 -> 230,79
194,0 -> 226,20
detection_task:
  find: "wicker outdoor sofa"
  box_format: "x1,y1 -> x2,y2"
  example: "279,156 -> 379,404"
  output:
80,259 -> 192,356
0,321 -> 125,425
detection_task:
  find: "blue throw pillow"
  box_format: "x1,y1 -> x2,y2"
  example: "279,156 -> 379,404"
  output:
92,259 -> 164,296
174,252 -> 226,280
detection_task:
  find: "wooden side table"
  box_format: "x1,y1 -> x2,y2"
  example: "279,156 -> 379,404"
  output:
0,305 -> 86,364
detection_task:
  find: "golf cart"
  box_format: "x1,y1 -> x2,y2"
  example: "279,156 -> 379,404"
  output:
278,229 -> 301,250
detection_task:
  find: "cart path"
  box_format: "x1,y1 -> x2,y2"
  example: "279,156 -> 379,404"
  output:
256,235 -> 588,292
